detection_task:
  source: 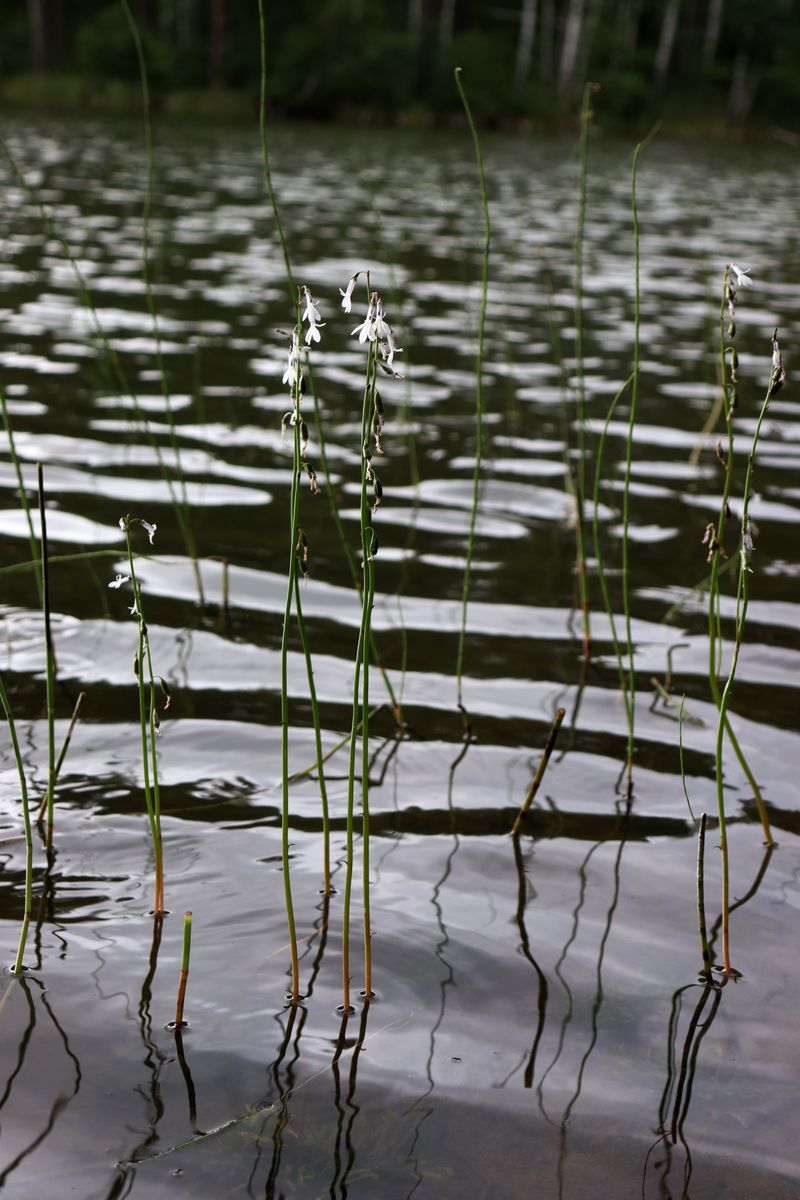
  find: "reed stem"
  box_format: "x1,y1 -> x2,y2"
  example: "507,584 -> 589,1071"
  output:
174,911 -> 193,1028
0,672 -> 33,975
37,465 -> 56,850
697,814 -> 712,977
512,708 -> 566,835
293,573 -> 331,895
453,67 -> 490,725
0,389 -> 41,604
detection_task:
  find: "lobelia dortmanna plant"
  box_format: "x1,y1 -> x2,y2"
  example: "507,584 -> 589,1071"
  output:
340,272 -> 402,1013
110,516 -> 169,916
277,286 -> 328,1004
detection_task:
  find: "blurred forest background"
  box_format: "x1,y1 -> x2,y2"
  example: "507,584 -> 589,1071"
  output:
1,0 -> 799,131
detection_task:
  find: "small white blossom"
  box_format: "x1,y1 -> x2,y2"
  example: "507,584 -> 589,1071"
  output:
301,287 -> 325,345
282,330 -> 300,388
339,273 -> 359,314
141,521 -> 157,545
729,262 -> 752,288
108,573 -> 130,589
119,517 -> 126,531
352,294 -> 377,343
129,602 -> 139,616
374,299 -> 390,340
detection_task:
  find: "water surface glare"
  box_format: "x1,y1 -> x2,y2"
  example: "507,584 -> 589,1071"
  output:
0,116 -> 799,1199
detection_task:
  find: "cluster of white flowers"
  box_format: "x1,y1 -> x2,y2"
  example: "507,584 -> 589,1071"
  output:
282,328 -> 301,391
350,290 -> 403,375
301,286 -> 324,345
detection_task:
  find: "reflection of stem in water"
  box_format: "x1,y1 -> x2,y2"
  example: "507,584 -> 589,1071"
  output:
0,972 -> 83,1189
404,740 -> 465,1199
329,1001 -> 371,1200
512,707 -> 566,834
511,834 -> 549,1089
555,800 -> 630,1200
173,1030 -> 200,1133
536,839 -> 600,1121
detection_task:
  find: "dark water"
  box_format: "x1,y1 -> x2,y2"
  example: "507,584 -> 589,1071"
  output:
0,115 -> 799,1199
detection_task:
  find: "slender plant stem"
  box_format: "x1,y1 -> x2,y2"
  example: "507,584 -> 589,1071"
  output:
707,267 -> 773,844
713,334 -> 782,975
697,814 -> 712,977
254,0 -> 402,729
592,373 -> 634,719
360,349 -> 379,999
621,143 -> 644,782
0,388 -> 42,604
512,708 -> 566,835
35,690 -> 85,823
120,0 -> 200,600
573,83 -> 597,661
293,573 -> 331,895
174,911 -> 193,1028
124,523 -> 164,914
453,67 -> 490,723
37,465 -> 56,849
0,672 -> 33,975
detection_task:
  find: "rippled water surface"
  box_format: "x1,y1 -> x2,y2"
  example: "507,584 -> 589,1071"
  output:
1,115 -> 799,1199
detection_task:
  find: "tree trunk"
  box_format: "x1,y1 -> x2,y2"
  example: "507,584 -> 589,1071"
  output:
703,0 -> 724,68
558,0 -> 586,104
26,0 -> 46,74
210,0 -> 226,88
514,0 -> 539,92
439,0 -> 457,53
653,0 -> 681,94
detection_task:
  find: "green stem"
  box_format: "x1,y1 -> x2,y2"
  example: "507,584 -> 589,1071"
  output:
293,573 -> 331,895
573,83 -> 596,660
453,67 -> 491,722
0,388 -> 42,604
37,465 -> 56,849
0,672 -> 33,975
174,911 -> 193,1028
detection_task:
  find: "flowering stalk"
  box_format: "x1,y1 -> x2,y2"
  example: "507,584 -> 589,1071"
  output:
341,281 -> 394,1009
713,330 -> 785,976
117,516 -> 165,914
0,671 -> 33,975
706,265 -> 773,846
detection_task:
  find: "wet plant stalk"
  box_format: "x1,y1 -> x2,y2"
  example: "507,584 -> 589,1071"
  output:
37,465 -> 56,849
174,911 -> 193,1028
512,708 -> 566,834
293,573 -> 331,895
124,523 -> 165,914
120,0 -> 200,600
0,389 -> 41,604
279,319 -> 303,1005
255,0 -> 402,730
592,374 -> 635,720
0,672 -> 33,975
453,66 -> 490,725
697,814 -> 712,977
573,83 -> 598,661
35,691 -> 86,823
707,267 -> 773,845
621,143 -> 644,782
713,331 -> 783,976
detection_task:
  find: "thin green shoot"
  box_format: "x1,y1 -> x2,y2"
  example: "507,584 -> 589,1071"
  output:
0,671 -> 33,976
37,465 -> 56,850
293,573 -> 331,895
172,911 -> 193,1029
0,388 -> 41,604
453,66 -> 491,729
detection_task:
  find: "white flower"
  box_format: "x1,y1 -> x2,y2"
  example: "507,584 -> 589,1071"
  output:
141,520 -> 157,545
108,573 -> 130,589
729,262 -> 752,288
282,330 -> 300,388
384,325 -> 403,370
374,299 -> 390,341
352,295 -> 377,343
301,286 -> 325,345
119,517 -> 126,531
339,273 -> 359,314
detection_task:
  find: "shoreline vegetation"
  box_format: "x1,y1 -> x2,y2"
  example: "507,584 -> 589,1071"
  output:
1,1 -> 798,141
0,74 -> 797,144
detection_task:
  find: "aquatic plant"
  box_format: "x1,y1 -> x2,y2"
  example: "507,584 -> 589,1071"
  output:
115,516 -> 167,915
340,276 -> 397,1010
511,707 -> 566,835
0,670 -> 33,975
705,264 -> 774,846
36,465 -> 56,850
453,67 -> 491,730
712,328 -> 784,976
171,911 -> 193,1030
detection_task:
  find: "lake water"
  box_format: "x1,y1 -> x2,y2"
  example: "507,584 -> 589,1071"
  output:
0,114 -> 799,1199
